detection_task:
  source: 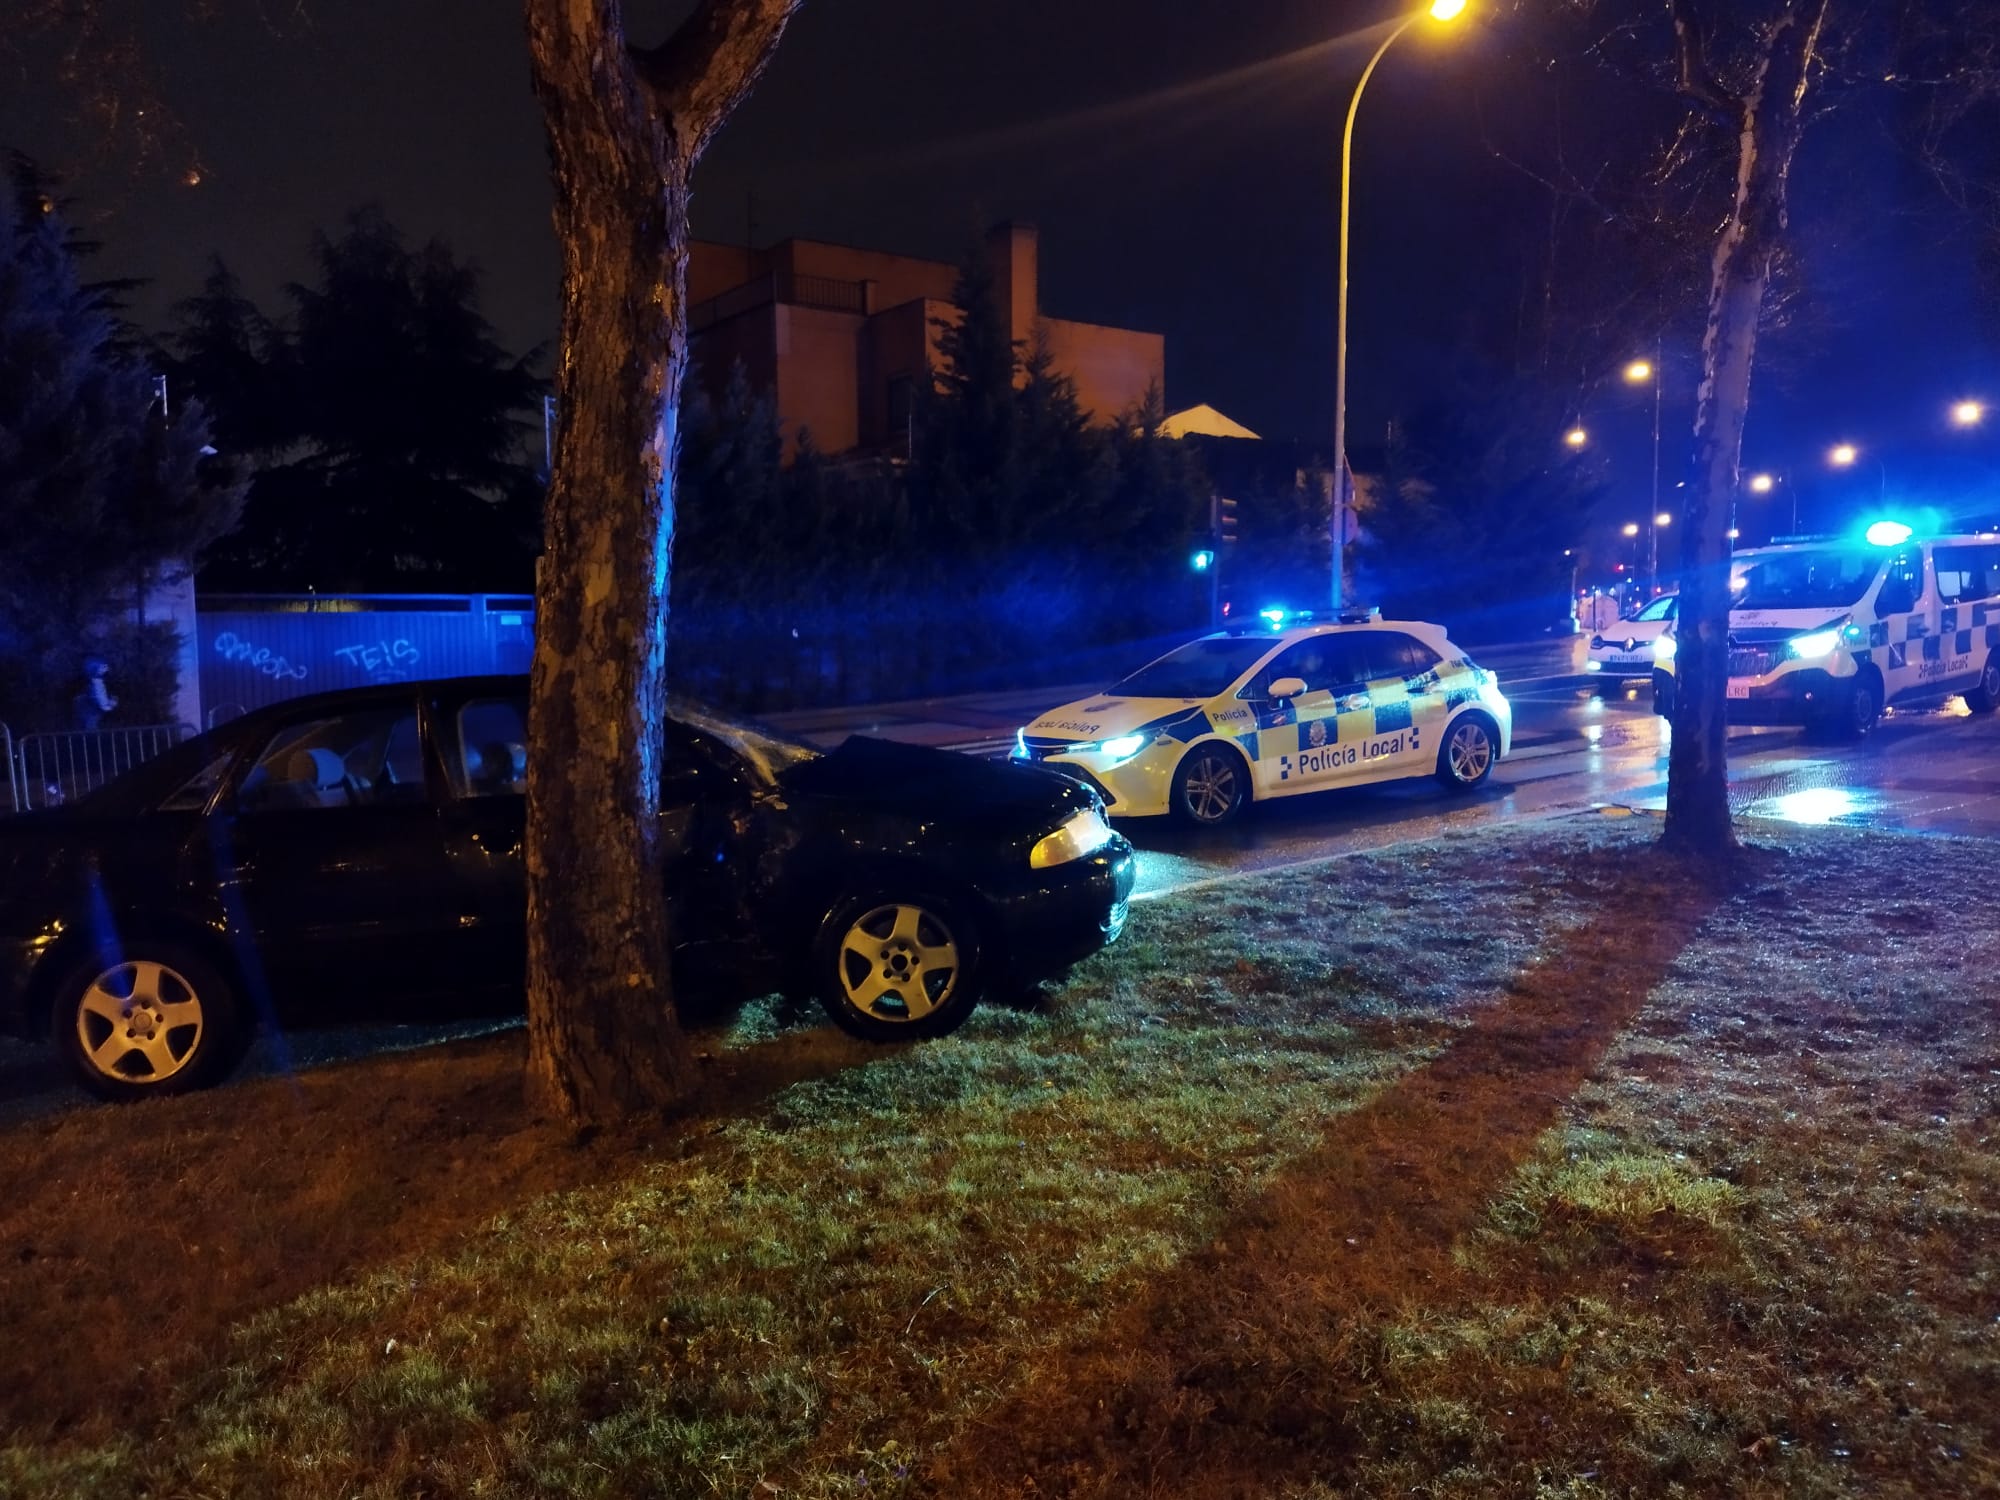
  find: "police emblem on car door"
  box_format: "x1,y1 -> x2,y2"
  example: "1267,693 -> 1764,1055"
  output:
1261,637 -> 1373,795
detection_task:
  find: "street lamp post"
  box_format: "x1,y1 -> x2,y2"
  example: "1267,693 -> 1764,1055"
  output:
1330,0 -> 1467,612
1625,344 -> 1664,595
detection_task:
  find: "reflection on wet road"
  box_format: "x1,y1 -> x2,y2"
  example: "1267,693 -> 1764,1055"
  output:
1125,678 -> 2000,898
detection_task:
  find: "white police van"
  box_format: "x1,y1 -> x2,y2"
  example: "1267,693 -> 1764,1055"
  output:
1015,608 -> 1513,826
1652,522 -> 2000,736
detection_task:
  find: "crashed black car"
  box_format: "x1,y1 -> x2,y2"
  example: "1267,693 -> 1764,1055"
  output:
0,677 -> 1136,1100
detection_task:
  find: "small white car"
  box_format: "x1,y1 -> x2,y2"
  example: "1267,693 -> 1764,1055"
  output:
1587,594 -> 1678,676
1015,611 -> 1513,826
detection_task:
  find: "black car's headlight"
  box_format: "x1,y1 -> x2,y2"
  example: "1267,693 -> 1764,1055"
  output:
1030,807 -> 1115,869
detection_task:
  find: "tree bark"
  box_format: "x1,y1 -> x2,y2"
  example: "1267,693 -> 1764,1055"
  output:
1664,0 -> 1827,860
522,0 -> 801,1127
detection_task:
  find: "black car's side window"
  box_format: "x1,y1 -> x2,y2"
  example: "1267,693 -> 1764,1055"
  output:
237,707 -> 427,813
450,698 -> 530,799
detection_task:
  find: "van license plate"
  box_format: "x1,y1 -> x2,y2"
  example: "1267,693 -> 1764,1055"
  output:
1726,682 -> 1751,699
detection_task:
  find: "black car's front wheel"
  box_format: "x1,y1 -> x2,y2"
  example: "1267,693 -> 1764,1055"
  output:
813,892 -> 983,1041
55,945 -> 243,1101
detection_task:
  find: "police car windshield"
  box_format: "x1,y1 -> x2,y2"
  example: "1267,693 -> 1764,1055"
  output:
1733,549 -> 1882,611
1114,636 -> 1277,699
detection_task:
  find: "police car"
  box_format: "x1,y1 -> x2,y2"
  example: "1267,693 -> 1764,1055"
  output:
1651,521 -> 2000,736
1587,593 -> 1677,676
1014,608 -> 1513,826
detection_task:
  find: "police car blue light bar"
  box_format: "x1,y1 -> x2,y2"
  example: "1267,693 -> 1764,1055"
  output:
1864,519 -> 1914,546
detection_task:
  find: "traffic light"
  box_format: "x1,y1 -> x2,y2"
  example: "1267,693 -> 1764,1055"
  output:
1216,495 -> 1239,545
1191,548 -> 1215,572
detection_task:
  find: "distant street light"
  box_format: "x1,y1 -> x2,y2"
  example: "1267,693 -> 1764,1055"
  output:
1633,346 -> 1664,594
1953,399 -> 1986,428
1748,472 -> 1775,493
1621,522 -> 1640,537
1330,0 -> 1469,611
1829,442 -> 1858,467
1564,426 -> 1588,448
1655,511 -> 1673,527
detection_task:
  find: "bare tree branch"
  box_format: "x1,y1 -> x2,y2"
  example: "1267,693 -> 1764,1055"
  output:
632,0 -> 802,157
1671,0 -> 1744,125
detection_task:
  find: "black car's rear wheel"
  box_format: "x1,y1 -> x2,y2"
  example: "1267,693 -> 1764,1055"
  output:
813,892 -> 983,1041
56,945 -> 243,1101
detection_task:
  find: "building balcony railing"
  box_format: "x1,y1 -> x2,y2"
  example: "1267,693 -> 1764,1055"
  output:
690,270 -> 871,331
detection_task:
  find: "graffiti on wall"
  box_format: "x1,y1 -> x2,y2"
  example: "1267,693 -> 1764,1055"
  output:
334,639 -> 421,680
212,632 -> 310,682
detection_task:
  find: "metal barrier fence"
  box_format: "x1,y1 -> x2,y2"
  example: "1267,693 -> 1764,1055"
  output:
0,723 -> 16,815
6,724 -> 189,812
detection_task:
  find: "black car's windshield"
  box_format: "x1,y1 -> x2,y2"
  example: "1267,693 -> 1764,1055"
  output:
1112,636 -> 1277,699
672,700 -> 819,783
1733,549 -> 1882,611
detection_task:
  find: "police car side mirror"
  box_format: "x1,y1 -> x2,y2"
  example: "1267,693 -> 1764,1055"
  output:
1268,676 -> 1308,701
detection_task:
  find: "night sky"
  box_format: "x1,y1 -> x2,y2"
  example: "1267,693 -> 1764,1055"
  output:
6,0 -> 1996,530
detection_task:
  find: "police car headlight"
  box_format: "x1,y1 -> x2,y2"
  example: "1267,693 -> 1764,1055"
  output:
1030,807 -> 1114,869
1097,733 -> 1147,764
1788,626 -> 1844,660
1653,635 -> 1677,662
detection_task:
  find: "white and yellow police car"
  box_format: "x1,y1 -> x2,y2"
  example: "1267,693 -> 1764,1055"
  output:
1651,521 -> 2000,736
1014,609 -> 1513,826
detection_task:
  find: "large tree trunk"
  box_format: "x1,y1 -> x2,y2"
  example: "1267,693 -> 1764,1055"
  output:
1664,1 -> 1827,860
522,0 -> 801,1126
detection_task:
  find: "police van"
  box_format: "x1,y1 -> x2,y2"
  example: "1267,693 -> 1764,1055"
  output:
1652,522 -> 2000,737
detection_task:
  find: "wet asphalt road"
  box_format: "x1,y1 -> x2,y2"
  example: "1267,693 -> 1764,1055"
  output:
1124,673 -> 2000,899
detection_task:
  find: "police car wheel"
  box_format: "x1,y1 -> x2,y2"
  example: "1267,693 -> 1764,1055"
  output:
1965,655 -> 2000,715
1834,673 -> 1882,740
1171,745 -> 1248,826
1437,714 -> 1498,791
812,891 -> 983,1042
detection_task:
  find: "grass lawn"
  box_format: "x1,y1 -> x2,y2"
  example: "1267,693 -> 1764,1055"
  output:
1,814 -> 1995,1498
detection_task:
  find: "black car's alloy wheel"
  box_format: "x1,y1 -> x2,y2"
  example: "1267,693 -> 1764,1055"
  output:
57,946 -> 241,1101
1171,745 -> 1247,826
815,894 -> 982,1041
1437,714 -> 1497,790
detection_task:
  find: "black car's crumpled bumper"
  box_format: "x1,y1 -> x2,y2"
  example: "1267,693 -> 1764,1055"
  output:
984,836 -> 1137,983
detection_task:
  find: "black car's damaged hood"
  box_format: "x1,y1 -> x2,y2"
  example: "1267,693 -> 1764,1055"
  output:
780,736 -> 1095,832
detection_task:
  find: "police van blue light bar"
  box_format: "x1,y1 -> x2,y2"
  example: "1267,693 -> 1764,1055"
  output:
1864,519 -> 1914,547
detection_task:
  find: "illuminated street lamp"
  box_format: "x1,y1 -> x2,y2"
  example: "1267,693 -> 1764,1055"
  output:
1829,442 -> 1858,467
1623,359 -> 1653,384
1621,522 -> 1640,537
1330,0 -> 1470,610
1748,472 -> 1775,493
1564,426 -> 1588,448
1952,399 -> 1985,428
1655,511 -> 1673,527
